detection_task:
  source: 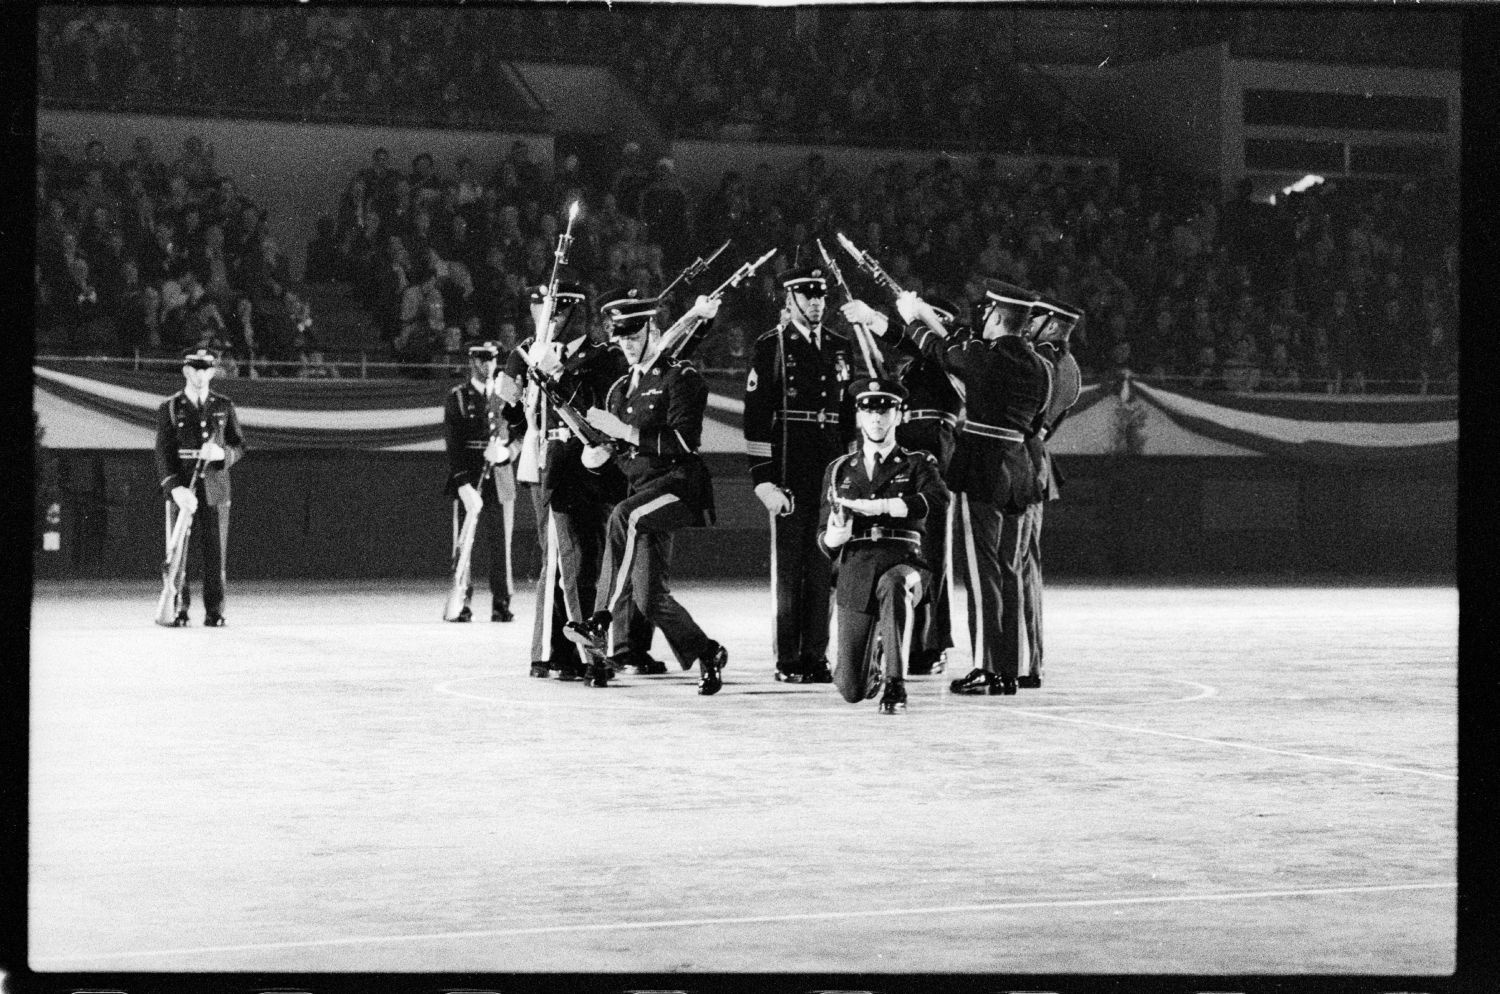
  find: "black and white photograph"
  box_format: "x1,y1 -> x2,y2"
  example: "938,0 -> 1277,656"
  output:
17,1 -> 1475,991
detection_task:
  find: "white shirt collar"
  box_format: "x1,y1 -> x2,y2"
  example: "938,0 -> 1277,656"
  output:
863,438 -> 897,472
185,388 -> 209,406
469,376 -> 493,396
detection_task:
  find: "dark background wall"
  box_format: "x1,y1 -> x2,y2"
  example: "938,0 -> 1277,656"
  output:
37,450 -> 1455,583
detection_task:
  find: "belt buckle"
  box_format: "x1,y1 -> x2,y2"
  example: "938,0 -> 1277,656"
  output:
816,410 -> 830,425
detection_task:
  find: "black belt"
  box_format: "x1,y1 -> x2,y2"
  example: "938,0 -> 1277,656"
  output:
904,409 -> 958,427
776,409 -> 840,426
961,421 -> 1025,443
850,526 -> 922,546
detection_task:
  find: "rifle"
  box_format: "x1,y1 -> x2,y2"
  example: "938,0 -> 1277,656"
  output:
511,348 -> 616,450
154,456 -> 208,626
834,231 -> 948,338
517,201 -> 580,483
817,238 -> 885,379
658,239 -> 731,304
640,247 -> 777,371
442,459 -> 495,622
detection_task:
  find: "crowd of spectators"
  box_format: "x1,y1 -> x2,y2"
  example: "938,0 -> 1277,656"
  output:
35,130 -> 324,376
37,5 -> 1097,154
313,135 -> 1457,393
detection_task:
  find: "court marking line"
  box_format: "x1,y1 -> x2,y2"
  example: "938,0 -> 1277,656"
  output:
31,880 -> 1454,965
997,704 -> 1457,781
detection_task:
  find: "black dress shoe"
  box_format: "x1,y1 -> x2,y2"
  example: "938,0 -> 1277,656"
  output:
584,661 -> 613,687
808,659 -> 834,684
878,678 -> 908,714
1016,673 -> 1042,689
774,667 -> 808,684
563,610 -> 611,649
492,605 -> 514,623
999,676 -> 1018,695
622,655 -> 668,675
556,662 -> 586,681
529,662 -> 551,679
698,642 -> 726,696
950,668 -> 1006,695
449,606 -> 472,623
204,614 -> 226,628
908,649 -> 948,676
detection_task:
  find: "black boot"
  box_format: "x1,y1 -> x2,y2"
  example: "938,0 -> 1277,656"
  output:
878,678 -> 908,714
698,642 -> 726,696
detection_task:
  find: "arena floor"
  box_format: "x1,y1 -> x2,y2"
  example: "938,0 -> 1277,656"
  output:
27,577 -> 1456,977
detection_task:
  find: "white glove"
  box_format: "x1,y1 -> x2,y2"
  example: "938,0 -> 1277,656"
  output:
483,438 -> 506,464
533,341 -> 565,378
841,299 -> 888,336
458,483 -> 483,516
528,289 -> 552,337
755,481 -> 791,516
839,497 -> 907,517
688,294 -> 722,321
585,406 -> 634,442
171,486 -> 198,513
823,508 -> 852,549
199,440 -> 226,463
894,291 -> 921,327
581,444 -> 613,470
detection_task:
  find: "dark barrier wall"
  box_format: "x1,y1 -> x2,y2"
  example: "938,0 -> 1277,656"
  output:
37,450 -> 1455,582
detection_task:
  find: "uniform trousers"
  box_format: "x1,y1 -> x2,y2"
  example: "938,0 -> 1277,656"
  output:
915,494 -> 954,663
770,491 -> 832,670
529,486 -> 605,669
452,494 -> 513,612
164,491 -> 229,616
832,563 -> 926,704
1018,500 -> 1045,680
595,484 -> 712,667
957,493 -> 1029,681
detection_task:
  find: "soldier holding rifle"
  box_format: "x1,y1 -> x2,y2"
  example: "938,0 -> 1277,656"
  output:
743,265 -> 855,684
562,287 -> 729,693
442,341 -> 516,623
153,347 -> 245,627
870,278 -> 1050,696
502,277 -> 650,679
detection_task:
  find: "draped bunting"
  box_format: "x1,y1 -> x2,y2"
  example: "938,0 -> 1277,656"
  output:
33,362 -> 1457,464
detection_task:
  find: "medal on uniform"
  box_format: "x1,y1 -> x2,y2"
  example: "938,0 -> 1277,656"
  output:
835,354 -> 850,382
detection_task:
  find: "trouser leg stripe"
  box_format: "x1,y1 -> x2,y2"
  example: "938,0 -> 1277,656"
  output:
960,493 -> 987,671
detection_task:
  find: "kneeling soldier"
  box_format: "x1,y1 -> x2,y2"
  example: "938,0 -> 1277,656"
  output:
819,377 -> 949,713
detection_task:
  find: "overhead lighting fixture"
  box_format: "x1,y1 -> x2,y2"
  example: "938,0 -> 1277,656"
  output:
1281,174 -> 1325,196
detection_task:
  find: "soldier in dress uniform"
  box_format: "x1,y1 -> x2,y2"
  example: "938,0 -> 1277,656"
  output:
818,377 -> 950,714
743,264 -> 855,683
564,287 -> 728,693
442,341 -> 516,622
152,347 -> 246,627
880,278 -> 1051,695
1016,295 -> 1085,688
502,279 -> 651,679
840,293 -> 966,676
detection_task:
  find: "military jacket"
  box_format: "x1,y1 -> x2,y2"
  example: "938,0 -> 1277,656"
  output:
604,356 -> 715,524
505,334 -> 630,510
743,322 -> 855,496
904,324 -> 1050,511
888,321 -> 966,475
153,390 -> 246,507
817,443 -> 948,614
442,380 -> 509,500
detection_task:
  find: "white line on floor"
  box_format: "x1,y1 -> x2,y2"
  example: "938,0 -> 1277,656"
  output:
999,705 -> 1458,780
31,880 -> 1454,965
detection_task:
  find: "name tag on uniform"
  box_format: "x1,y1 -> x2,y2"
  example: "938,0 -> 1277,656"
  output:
639,388 -> 664,398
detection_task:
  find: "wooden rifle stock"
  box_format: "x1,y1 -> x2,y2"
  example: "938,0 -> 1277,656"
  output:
154,458 -> 207,626
817,238 -> 885,379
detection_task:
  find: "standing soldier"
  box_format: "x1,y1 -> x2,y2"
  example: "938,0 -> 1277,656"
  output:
1017,296 -> 1085,688
442,341 -> 516,623
744,265 -> 854,683
818,377 -> 949,714
879,279 -> 1050,696
566,287 -> 729,693
839,293 -> 965,676
502,280 -> 649,679
153,347 -> 246,627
